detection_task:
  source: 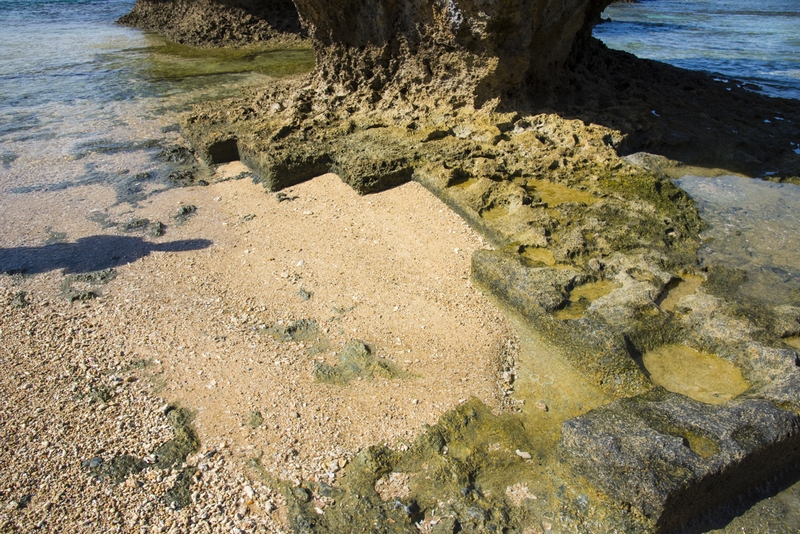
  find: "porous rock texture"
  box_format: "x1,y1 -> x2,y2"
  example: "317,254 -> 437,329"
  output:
294,0 -> 611,106
118,0 -> 306,47
168,0 -> 800,531
560,388 -> 800,533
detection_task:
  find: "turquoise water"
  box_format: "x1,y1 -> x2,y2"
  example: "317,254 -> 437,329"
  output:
0,0 -> 312,137
0,0 -> 142,109
596,0 -> 800,305
0,0 -> 312,250
594,0 -> 800,100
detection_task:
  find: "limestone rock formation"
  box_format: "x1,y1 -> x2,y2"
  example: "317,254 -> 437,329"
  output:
160,0 -> 800,531
118,0 -> 306,47
560,388 -> 800,532
292,0 -> 613,107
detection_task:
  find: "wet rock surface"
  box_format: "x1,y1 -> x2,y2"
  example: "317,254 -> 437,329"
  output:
559,388 -> 800,533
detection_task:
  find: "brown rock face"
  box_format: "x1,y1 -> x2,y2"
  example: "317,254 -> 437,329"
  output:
119,0 -> 305,47
293,0 -> 613,106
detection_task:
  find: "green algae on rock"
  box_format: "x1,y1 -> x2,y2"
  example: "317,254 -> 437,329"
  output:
144,42 -> 314,81
261,318 -> 332,354
313,340 -> 407,385
283,398 -> 648,533
86,406 -> 199,487
153,0 -> 800,530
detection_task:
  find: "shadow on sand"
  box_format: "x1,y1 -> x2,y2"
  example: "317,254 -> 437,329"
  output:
0,235 -> 212,276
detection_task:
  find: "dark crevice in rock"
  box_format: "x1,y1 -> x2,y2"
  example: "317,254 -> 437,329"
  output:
205,137 -> 240,164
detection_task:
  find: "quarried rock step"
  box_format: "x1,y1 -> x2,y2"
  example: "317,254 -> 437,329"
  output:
471,249 -> 653,399
559,388 -> 800,533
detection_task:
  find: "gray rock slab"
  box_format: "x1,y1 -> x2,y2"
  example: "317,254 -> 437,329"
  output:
559,387 -> 800,532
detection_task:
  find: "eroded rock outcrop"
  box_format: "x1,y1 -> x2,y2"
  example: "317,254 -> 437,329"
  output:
118,0 -> 306,47
293,0 -> 611,107
560,388 -> 800,532
165,1 -> 800,531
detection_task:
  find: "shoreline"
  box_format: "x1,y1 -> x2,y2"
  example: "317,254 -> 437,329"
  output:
2,0 -> 800,531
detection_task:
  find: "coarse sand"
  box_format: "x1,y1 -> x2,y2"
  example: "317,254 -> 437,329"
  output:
0,171 -> 517,532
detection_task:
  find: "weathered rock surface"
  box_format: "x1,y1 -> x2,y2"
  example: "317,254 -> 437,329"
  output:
293,0 -> 612,106
118,0 -> 306,47
560,388 -> 800,532
146,0 -> 800,530
471,249 -> 653,398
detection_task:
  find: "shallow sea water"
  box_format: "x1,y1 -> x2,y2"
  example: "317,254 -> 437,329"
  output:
595,0 -> 800,100
595,0 -> 800,307
0,0 -> 312,249
676,175 -> 800,305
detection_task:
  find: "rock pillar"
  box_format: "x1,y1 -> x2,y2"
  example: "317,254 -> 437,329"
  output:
291,0 -> 613,106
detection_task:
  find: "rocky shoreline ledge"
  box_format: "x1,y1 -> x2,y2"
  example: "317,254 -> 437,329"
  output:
118,0 -> 307,48
4,0 -> 798,532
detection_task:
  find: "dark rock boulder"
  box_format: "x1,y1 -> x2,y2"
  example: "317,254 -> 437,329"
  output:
118,0 -> 306,47
559,388 -> 800,532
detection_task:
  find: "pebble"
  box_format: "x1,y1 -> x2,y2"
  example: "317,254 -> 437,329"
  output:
515,450 -> 532,460
0,159 -> 523,532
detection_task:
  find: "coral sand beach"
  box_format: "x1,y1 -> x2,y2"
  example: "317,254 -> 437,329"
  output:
2,0 -> 800,532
